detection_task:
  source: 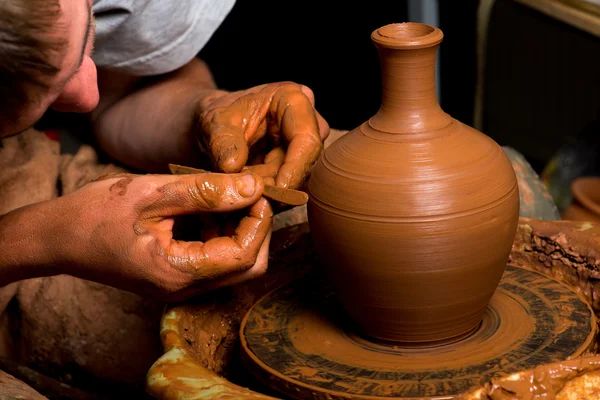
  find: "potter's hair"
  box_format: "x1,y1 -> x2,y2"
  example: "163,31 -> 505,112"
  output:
0,0 -> 64,126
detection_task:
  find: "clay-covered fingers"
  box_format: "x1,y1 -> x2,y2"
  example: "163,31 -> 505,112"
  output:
199,88 -> 270,174
198,82 -> 325,189
209,227 -> 273,290
141,171 -> 265,219
298,85 -> 330,142
66,171 -> 276,302
160,198 -> 273,279
166,225 -> 273,302
268,84 -> 323,189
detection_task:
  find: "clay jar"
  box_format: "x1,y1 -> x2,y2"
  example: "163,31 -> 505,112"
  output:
562,177 -> 600,223
307,23 -> 520,343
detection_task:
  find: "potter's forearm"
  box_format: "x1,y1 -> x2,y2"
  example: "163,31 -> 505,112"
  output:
92,59 -> 224,173
0,201 -> 69,285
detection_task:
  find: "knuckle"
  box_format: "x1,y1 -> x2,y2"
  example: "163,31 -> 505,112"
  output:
200,108 -> 222,131
276,82 -> 306,94
300,84 -> 314,100
199,90 -> 228,110
277,82 -> 314,102
238,249 -> 259,271
274,81 -> 296,88
284,90 -> 312,107
190,176 -> 221,210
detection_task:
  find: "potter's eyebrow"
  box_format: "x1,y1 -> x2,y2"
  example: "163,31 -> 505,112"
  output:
78,7 -> 93,68
59,6 -> 92,89
52,4 -> 93,95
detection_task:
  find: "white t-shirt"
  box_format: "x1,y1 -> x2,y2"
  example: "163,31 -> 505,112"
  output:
91,0 -> 235,76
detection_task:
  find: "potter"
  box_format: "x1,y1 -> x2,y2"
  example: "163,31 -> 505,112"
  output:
0,0 -> 329,396
308,23 -> 520,343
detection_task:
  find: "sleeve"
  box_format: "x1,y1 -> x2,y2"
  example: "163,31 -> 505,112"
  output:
91,0 -> 235,76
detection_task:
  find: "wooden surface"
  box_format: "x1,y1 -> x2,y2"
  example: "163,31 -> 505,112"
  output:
515,0 -> 600,37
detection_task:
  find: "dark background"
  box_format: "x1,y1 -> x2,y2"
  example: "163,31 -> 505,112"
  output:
199,0 -> 600,173
198,1 -> 478,131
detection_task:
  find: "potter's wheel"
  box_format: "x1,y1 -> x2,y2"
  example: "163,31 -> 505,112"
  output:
240,266 -> 597,399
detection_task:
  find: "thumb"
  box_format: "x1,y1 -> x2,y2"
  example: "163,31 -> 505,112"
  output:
144,171 -> 264,217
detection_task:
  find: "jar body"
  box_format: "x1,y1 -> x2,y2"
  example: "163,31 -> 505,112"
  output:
307,121 -> 519,343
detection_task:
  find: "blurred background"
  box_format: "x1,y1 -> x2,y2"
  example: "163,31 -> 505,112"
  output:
198,0 -> 600,216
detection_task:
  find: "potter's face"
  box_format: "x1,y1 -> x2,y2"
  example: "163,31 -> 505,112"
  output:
50,0 -> 98,114
2,0 -> 98,138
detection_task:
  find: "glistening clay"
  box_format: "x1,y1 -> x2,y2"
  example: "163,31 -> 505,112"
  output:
307,22 -> 520,343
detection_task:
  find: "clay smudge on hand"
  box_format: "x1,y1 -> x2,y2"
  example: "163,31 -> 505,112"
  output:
109,177 -> 133,196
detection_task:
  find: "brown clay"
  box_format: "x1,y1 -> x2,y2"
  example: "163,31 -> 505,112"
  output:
307,23 -> 520,343
509,217 -> 600,313
562,176 -> 600,223
459,356 -> 600,400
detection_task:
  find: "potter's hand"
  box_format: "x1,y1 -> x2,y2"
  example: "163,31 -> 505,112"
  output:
63,172 -> 272,301
197,82 -> 330,189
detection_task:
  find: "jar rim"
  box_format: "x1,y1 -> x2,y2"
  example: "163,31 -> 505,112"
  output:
372,22 -> 443,50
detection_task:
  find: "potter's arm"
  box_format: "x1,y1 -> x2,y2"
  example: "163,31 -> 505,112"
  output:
0,200 -> 69,285
91,58 -> 218,173
90,58 -> 328,189
0,171 -> 273,299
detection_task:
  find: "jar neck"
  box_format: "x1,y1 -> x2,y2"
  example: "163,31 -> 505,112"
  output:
369,44 -> 452,134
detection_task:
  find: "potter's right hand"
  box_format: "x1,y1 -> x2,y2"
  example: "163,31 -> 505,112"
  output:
56,171 -> 272,301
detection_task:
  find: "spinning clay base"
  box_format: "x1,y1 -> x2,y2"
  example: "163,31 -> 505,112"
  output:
240,266 -> 597,399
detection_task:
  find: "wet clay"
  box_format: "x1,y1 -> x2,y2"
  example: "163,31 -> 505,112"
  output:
146,223 -> 317,399
459,356 -> 600,400
240,265 -> 596,400
148,223 -> 315,377
562,177 -> 600,223
306,23 -> 520,343
509,217 -> 600,314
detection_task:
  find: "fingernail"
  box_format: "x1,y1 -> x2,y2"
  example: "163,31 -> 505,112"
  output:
237,174 -> 256,197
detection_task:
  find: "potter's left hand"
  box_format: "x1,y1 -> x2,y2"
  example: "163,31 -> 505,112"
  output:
196,82 -> 330,190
